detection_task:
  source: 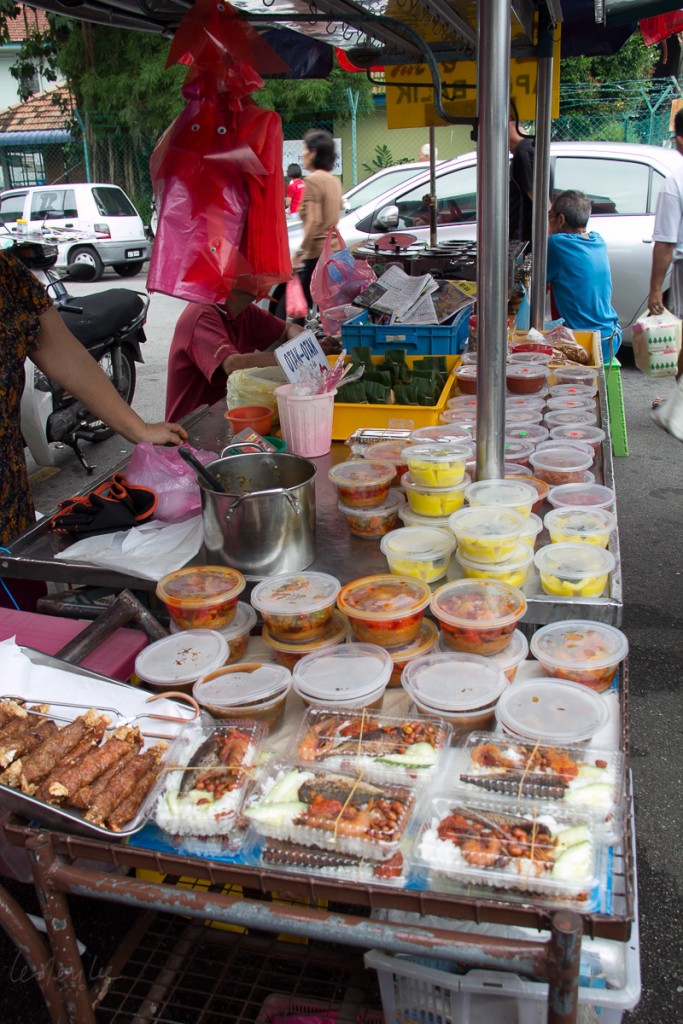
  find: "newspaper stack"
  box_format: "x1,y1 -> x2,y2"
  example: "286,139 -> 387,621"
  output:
352,265 -> 475,327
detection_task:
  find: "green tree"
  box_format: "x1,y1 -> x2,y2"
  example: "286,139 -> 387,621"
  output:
560,33 -> 658,94
254,68 -> 374,122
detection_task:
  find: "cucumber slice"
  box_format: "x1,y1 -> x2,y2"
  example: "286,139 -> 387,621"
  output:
551,839 -> 592,881
262,769 -> 308,805
576,763 -> 606,780
555,824 -> 591,849
376,742 -> 437,767
566,782 -> 613,808
245,800 -> 307,826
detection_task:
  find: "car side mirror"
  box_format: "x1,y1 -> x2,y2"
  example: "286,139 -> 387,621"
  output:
374,205 -> 399,230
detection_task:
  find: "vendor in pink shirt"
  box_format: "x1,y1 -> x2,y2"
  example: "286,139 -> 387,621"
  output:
165,289 -> 340,422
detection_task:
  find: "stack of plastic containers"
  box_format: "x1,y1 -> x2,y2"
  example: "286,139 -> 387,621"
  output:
254,572 -> 349,671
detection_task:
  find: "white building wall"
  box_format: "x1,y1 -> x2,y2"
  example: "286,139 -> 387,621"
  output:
0,45 -> 48,111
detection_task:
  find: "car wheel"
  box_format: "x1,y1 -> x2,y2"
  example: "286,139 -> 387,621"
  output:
67,246 -> 104,281
113,261 -> 144,277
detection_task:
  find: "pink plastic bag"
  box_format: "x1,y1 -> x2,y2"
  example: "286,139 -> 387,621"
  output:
126,443 -> 217,521
310,226 -> 376,333
286,273 -> 308,318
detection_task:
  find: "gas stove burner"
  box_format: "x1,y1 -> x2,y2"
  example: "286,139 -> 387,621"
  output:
373,232 -> 418,251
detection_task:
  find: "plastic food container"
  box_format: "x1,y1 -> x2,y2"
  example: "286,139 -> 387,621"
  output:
398,505 -> 451,532
455,365 -> 478,394
547,483 -> 615,510
545,409 -> 598,429
383,619 -> 439,687
504,462 -> 533,477
535,438 -> 595,461
505,475 -> 548,516
295,707 -> 451,777
439,409 -> 478,428
481,629 -> 529,682
365,441 -> 410,484
508,351 -> 552,365
453,732 -> 625,838
430,579 -> 527,655
518,512 -> 544,550
530,620 -> 628,692
156,566 -> 246,631
553,365 -> 599,390
193,662 -> 292,732
529,447 -> 593,486
135,630 -> 230,694
446,395 -> 478,412
499,440 -> 535,468
243,760 -> 414,861
262,610 -> 349,670
505,408 -> 544,426
337,574 -> 431,647
402,444 -> 470,487
338,488 -> 405,539
447,506 -> 527,563
380,526 -> 456,583
410,425 -> 474,445
401,650 -> 508,741
292,643 -> 392,709
401,472 -> 470,518
504,424 -> 549,446
170,601 -> 256,665
251,572 -> 341,643
549,425 -> 607,454
455,543 -> 533,588
546,395 -> 595,412
506,363 -> 548,394
534,542 -> 615,597
544,507 -> 616,548
549,382 -> 598,399
328,460 -> 395,509
505,396 -> 547,412
465,479 -> 538,518
414,795 -> 599,903
495,677 -> 610,744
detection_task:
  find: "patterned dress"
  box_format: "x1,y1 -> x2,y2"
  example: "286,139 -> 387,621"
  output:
0,250 -> 52,547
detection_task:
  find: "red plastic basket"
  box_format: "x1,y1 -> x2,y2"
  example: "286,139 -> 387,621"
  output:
256,993 -> 384,1023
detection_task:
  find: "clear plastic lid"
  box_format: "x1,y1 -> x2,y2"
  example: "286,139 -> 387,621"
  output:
534,542 -> 615,579
481,628 -> 529,674
328,460 -> 395,488
506,363 -> 549,381
337,574 -> 432,620
401,651 -> 508,711
251,572 -> 341,616
135,630 -> 230,687
546,395 -> 595,411
495,677 -> 610,743
448,505 -> 528,542
193,662 -> 292,707
529,448 -> 593,475
504,463 -> 532,477
505,475 -> 548,508
465,479 -> 538,511
430,579 -> 527,630
399,505 -> 452,530
410,425 -> 474,444
401,472 -> 471,496
439,409 -> 478,426
530,620 -> 628,673
549,425 -> 606,449
508,351 -> 552,365
365,440 -> 410,465
519,512 -> 544,546
156,566 -> 245,608
455,542 -> 533,575
401,443 -> 471,465
549,382 -> 598,399
545,409 -> 598,428
293,643 -> 393,700
504,424 -> 550,444
505,408 -> 544,425
535,438 -> 595,459
446,396 -> 478,411
338,488 -> 405,519
502,439 -> 536,462
455,365 -> 478,379
263,609 -> 350,654
380,526 -> 456,563
553,365 -> 599,387
547,483 -> 615,509
544,507 -> 616,541
505,396 -> 547,410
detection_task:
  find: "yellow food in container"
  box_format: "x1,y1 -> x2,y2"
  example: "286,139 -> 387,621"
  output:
401,443 -> 470,487
448,506 -> 527,564
534,542 -> 615,598
465,478 -> 538,519
380,525 -> 456,583
401,472 -> 470,517
544,507 -> 616,548
455,542 -> 533,588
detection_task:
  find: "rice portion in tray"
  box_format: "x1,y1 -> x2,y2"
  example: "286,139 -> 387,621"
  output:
295,709 -> 451,780
243,761 -> 415,860
156,721 -> 264,839
414,798 -> 599,903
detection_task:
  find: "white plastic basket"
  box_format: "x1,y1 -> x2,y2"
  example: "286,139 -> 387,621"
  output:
365,915 -> 640,1024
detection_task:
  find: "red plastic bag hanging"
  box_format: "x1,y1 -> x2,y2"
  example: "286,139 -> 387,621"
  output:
640,10 -> 683,45
286,273 -> 308,319
310,226 -> 376,333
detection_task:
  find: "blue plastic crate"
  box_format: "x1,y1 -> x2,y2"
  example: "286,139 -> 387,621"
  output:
341,304 -> 472,355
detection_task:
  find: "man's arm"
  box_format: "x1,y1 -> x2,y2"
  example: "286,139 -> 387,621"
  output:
648,241 -> 676,313
220,320 -> 340,377
32,306 -> 186,445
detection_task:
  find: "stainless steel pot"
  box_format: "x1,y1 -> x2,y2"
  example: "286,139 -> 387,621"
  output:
199,451 -> 317,577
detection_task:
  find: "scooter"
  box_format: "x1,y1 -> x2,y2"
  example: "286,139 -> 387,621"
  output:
15,237 -> 149,474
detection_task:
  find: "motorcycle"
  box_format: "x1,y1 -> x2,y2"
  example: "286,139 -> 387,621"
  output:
14,237 -> 149,474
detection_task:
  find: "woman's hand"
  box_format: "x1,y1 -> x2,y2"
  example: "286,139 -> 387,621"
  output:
319,335 -> 342,355
138,422 -> 188,446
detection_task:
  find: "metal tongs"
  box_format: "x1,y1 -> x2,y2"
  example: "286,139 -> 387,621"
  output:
7,691 -> 201,740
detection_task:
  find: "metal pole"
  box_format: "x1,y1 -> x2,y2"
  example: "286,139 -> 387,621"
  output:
529,12 -> 554,331
346,87 -> 360,187
547,910 -> 583,1024
73,109 -> 92,183
429,125 -> 437,248
476,0 -> 510,480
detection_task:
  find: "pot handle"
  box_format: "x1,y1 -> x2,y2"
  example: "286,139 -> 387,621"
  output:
220,440 -> 272,457
222,486 -> 304,523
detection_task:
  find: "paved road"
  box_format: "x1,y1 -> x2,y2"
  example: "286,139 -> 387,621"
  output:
16,279 -> 683,1021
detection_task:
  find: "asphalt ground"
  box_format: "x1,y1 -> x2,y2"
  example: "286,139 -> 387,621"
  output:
1,270 -> 681,1022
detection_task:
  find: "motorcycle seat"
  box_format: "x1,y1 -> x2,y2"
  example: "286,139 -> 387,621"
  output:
59,288 -> 146,346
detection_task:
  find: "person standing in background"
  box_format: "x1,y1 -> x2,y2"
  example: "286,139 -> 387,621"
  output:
285,163 -> 304,215
418,143 -> 438,162
648,108 -> 683,320
293,129 -> 343,317
509,119 -> 535,247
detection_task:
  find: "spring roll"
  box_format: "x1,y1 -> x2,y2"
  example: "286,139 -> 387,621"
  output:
0,718 -> 58,770
32,724 -> 112,803
70,750 -> 138,810
6,710 -> 109,795
0,701 -> 28,727
107,764 -> 161,832
47,727 -> 142,800
84,742 -> 167,827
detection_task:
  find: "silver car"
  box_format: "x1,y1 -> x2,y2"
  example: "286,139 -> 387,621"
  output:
288,141 -> 681,343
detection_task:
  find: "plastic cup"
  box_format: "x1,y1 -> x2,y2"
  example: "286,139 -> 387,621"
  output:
275,384 -> 337,458
225,404 -> 273,435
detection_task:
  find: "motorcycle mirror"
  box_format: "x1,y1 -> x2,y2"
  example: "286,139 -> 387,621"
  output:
66,262 -> 98,282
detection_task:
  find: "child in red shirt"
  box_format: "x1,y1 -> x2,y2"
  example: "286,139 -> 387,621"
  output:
285,163 -> 305,214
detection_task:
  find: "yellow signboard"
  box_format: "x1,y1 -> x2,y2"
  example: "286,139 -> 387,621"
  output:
386,37 -> 561,129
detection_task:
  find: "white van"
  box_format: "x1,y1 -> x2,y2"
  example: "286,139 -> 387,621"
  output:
0,182 -> 149,280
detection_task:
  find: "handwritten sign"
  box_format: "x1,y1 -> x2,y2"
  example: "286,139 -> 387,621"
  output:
275,329 -> 329,384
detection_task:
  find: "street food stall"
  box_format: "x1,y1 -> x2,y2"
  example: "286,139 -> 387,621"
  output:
0,0 -> 661,1020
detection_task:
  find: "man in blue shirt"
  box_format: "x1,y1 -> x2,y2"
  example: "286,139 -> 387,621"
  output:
546,190 -> 621,364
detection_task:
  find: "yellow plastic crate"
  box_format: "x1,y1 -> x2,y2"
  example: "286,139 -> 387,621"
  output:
331,354 -> 460,440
